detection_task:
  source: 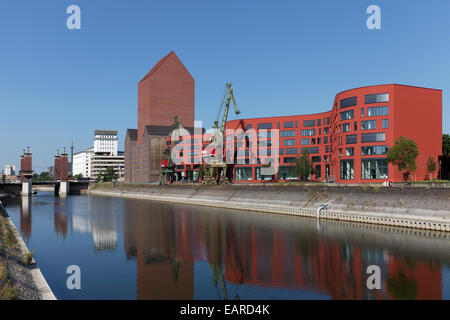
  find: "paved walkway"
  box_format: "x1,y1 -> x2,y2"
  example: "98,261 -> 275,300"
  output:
0,209 -> 41,300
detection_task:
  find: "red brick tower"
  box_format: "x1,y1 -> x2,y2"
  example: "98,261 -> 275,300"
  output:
54,150 -> 61,181
125,51 -> 195,183
20,146 -> 33,182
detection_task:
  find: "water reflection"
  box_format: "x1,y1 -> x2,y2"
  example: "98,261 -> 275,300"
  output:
13,194 -> 449,300
122,199 -> 445,300
20,196 -> 32,242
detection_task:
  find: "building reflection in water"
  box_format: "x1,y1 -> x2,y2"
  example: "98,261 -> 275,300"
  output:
123,200 -> 443,300
70,197 -> 118,252
20,196 -> 32,242
54,197 -> 68,238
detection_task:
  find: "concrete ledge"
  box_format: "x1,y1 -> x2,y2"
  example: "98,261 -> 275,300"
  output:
1,210 -> 57,300
89,189 -> 450,232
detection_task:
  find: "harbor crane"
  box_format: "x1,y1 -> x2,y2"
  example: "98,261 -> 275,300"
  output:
202,83 -> 241,184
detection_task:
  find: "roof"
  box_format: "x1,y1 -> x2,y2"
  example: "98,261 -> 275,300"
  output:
138,51 -> 193,84
144,125 -> 204,137
94,130 -> 118,136
126,129 -> 138,141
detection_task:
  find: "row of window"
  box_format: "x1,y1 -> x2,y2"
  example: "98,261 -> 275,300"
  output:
254,117 -> 333,131
345,132 -> 386,144
340,106 -> 389,121
340,93 -> 389,109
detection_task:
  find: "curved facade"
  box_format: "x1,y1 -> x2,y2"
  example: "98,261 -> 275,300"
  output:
226,84 -> 442,183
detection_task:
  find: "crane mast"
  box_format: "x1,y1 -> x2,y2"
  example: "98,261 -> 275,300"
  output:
214,83 -> 240,136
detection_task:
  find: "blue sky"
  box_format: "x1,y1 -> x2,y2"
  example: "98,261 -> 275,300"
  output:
1,0 -> 449,172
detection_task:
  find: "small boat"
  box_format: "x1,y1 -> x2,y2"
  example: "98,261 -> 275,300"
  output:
32,187 -> 38,195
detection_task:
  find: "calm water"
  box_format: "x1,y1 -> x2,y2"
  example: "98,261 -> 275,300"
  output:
4,192 -> 450,300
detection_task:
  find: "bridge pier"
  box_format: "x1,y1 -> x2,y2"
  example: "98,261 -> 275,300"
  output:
59,182 -> 70,196
22,182 -> 32,196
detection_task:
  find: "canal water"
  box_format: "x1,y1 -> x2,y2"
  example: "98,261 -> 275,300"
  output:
4,192 -> 450,300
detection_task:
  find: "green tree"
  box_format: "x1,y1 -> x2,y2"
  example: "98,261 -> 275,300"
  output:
73,174 -> 84,180
198,165 -> 205,181
295,148 -> 314,181
426,156 -> 437,180
386,136 -> 419,182
99,167 -> 117,183
443,134 -> 450,156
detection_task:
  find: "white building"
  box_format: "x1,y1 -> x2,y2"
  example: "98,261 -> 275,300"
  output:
73,147 -> 94,178
72,130 -> 124,181
4,165 -> 16,176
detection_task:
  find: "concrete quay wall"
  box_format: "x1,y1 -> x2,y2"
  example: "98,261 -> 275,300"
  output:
89,184 -> 450,232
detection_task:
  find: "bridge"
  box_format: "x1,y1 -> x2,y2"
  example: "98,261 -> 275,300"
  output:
0,181 -> 91,196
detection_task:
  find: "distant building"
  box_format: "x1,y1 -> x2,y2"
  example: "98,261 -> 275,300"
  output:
4,165 -> 16,176
94,130 -> 119,156
73,130 -> 124,180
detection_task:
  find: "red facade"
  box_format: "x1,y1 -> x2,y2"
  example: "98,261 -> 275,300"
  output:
54,153 -> 69,181
226,84 -> 442,184
20,149 -> 33,182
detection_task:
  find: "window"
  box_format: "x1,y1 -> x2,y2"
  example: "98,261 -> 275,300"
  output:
382,119 -> 389,129
325,165 -> 330,179
301,129 -> 315,136
361,159 -> 388,179
340,160 -> 354,180
235,167 -> 252,181
301,138 -> 310,145
284,121 -> 294,128
258,131 -> 273,138
311,138 -> 316,145
280,130 -> 296,137
343,123 -> 350,132
340,96 -> 357,109
303,120 -> 316,127
279,148 -> 284,155
354,122 -> 357,131
284,139 -> 296,146
367,106 -> 389,117
341,110 -> 354,120
295,121 -> 298,128
315,165 -> 321,179
312,156 -> 321,163
246,124 -> 252,129
257,123 -> 273,130
325,145 -> 329,153
346,147 -> 354,156
302,147 -> 319,154
361,132 -> 385,143
324,136 -> 328,144
361,120 -> 377,130
317,138 -> 321,145
365,93 -> 389,104
324,127 -> 329,135
361,145 -> 388,156
284,157 -> 297,164
278,166 -> 297,180
361,108 -> 365,118
346,134 -> 357,144
317,119 -> 322,126
285,148 -> 298,155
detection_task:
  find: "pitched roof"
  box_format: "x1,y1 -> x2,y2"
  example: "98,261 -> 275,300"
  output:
126,129 -> 138,141
138,51 -> 193,84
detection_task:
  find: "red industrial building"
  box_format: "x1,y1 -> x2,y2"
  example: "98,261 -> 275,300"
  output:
125,51 -> 195,183
54,149 -> 69,181
19,146 -> 33,182
226,84 -> 442,184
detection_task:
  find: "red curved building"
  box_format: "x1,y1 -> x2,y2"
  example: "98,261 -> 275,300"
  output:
226,84 -> 442,184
